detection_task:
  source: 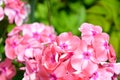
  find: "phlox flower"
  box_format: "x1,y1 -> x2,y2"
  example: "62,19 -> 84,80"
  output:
5,35 -> 22,59
4,0 -> 30,26
56,32 -> 80,54
70,40 -> 98,76
89,67 -> 113,80
22,23 -> 56,44
0,58 -> 16,80
79,23 -> 102,45
42,44 -> 60,71
90,62 -> 120,80
92,33 -> 110,62
5,23 -> 56,61
79,23 -> 115,63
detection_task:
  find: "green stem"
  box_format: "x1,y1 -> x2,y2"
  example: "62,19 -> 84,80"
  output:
29,0 -> 38,23
47,0 -> 51,25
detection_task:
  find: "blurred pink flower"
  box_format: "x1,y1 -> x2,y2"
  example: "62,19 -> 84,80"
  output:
22,23 -> 56,43
5,35 -> 22,59
79,23 -> 102,45
4,0 -> 30,26
0,58 -> 16,80
0,7 -> 4,21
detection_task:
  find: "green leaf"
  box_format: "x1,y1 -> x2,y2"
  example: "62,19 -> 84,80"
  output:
7,24 -> 15,33
35,3 -> 48,19
87,5 -> 107,15
99,0 -> 120,30
83,0 -> 96,6
51,3 -> 86,35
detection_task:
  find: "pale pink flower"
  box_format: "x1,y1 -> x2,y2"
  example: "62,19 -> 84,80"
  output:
71,40 -> 98,75
79,23 -> 102,45
90,67 -> 113,80
5,23 -> 56,61
0,58 -> 16,80
5,35 -> 22,59
92,33 -> 109,62
15,37 -> 44,62
89,63 -> 120,80
0,7 -> 4,21
22,23 -> 45,37
52,60 -> 72,79
22,23 -> 56,44
4,0 -> 30,26
56,32 -> 80,53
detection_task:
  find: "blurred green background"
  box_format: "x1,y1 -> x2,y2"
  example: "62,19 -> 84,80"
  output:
0,0 -> 120,79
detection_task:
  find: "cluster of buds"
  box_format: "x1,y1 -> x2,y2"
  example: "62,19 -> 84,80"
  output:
4,23 -> 120,80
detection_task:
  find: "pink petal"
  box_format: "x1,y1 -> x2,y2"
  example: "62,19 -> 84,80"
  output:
0,7 -> 4,21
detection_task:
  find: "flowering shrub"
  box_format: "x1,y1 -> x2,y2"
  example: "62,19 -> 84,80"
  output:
0,0 -> 120,80
0,0 -> 30,26
3,22 -> 120,80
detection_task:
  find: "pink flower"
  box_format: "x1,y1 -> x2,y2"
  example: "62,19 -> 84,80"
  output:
56,32 -> 80,53
0,58 -> 16,80
5,23 -> 56,61
92,33 -> 109,62
71,40 -> 98,75
89,62 -> 120,80
4,0 -> 30,26
22,23 -> 56,43
16,37 -> 44,62
0,7 -> 4,21
90,67 -> 113,80
42,44 -> 60,71
79,23 -> 102,45
5,35 -> 22,59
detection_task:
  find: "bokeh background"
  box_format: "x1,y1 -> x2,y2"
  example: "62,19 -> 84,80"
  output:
0,0 -> 120,79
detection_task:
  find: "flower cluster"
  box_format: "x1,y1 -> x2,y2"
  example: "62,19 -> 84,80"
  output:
0,0 -> 30,26
5,23 -> 120,80
0,58 -> 16,80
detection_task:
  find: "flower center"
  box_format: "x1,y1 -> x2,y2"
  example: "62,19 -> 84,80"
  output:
50,74 -> 57,80
104,41 -> 109,49
83,52 -> 91,59
60,43 -> 68,49
33,32 -> 40,39
92,31 -> 97,36
90,72 -> 98,79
